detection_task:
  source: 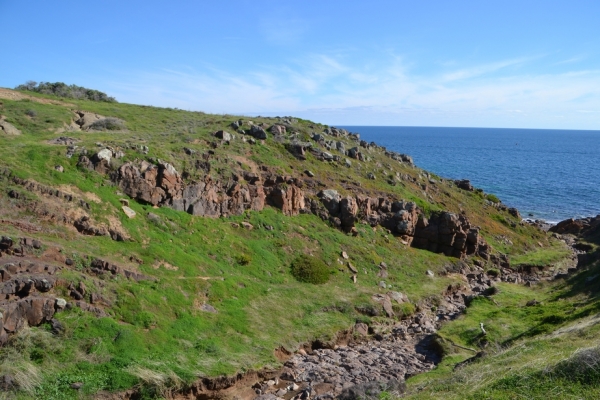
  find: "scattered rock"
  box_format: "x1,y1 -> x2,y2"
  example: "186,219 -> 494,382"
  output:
240,222 -> 254,230
249,125 -> 267,140
54,165 -> 64,173
55,298 -> 67,309
347,262 -> 358,274
200,304 -> 218,313
122,206 -> 136,218
215,130 -> 232,141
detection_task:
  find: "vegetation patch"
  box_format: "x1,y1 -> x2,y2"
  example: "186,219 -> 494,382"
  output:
15,81 -> 117,102
290,254 -> 332,284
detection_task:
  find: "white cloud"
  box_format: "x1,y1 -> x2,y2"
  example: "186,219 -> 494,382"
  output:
106,53 -> 600,129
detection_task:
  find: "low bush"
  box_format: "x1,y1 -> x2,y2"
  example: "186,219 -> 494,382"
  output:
486,268 -> 500,278
290,254 -> 331,284
15,81 -> 117,102
393,302 -> 416,318
89,117 -> 125,131
486,193 -> 501,203
236,253 -> 252,265
550,346 -> 600,384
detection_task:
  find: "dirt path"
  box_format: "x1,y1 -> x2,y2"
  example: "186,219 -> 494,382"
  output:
0,87 -> 74,106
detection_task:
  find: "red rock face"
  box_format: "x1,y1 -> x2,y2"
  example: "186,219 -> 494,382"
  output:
114,162 -> 277,217
314,189 -> 488,259
267,185 -> 305,216
112,161 -> 489,259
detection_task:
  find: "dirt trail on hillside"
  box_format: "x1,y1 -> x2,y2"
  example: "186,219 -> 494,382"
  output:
0,87 -> 74,106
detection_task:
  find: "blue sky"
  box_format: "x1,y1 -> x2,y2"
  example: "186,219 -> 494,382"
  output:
2,0 -> 600,129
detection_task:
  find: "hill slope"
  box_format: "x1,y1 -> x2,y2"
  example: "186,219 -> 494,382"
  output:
0,87 -> 593,399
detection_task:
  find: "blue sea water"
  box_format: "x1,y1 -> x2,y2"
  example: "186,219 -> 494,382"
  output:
340,126 -> 600,223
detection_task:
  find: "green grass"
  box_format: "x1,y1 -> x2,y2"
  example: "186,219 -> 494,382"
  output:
405,258 -> 600,400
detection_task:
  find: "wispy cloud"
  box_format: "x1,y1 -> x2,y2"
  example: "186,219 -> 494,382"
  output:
259,17 -> 308,46
554,55 -> 587,65
107,52 -> 600,128
441,57 -> 537,82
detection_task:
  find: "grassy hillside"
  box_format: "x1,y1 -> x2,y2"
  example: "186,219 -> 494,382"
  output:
0,87 -> 592,399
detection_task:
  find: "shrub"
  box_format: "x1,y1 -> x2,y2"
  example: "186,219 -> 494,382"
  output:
89,117 -> 125,131
290,254 -> 330,284
236,254 -> 252,265
15,81 -> 117,102
486,268 -> 500,278
550,346 -> 600,384
486,193 -> 501,203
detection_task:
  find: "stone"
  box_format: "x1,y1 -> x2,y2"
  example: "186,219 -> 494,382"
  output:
240,221 -> 254,230
270,125 -> 286,135
322,151 -> 334,161
55,298 -> 67,309
122,206 -> 136,218
382,297 -> 394,317
305,170 -> 315,177
95,149 -> 112,164
378,281 -> 387,288
353,322 -> 369,337
250,125 -> 267,140
0,117 -> 21,135
318,189 -> 341,215
387,291 -> 406,303
426,270 -> 434,277
454,179 -> 474,191
147,212 -> 161,224
341,251 -> 349,259
55,165 -> 64,172
215,130 -> 232,141
347,262 -> 358,274
367,172 -> 376,180
200,303 -> 218,313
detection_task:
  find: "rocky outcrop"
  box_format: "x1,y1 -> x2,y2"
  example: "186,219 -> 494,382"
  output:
311,190 -> 489,258
549,215 -> 600,236
114,161 -> 307,218
413,212 -> 490,259
0,235 -> 153,344
0,258 -> 64,344
115,161 -> 183,207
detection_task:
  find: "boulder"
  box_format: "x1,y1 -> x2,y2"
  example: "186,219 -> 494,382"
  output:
215,130 -> 232,141
74,111 -> 103,130
454,179 -> 474,191
269,125 -> 286,135
122,206 -> 136,218
249,125 -> 267,140
95,149 -> 112,164
0,117 -> 21,135
319,190 -> 341,215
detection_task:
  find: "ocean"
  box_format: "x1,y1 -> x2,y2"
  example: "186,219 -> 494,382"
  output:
340,126 -> 600,223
